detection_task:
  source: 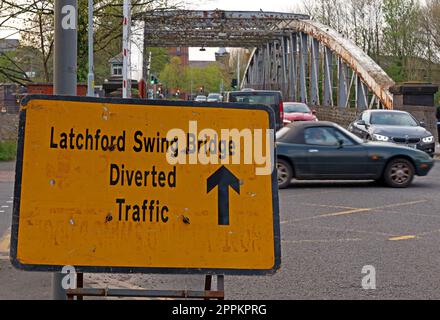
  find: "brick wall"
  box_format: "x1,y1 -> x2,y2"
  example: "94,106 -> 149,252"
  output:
0,113 -> 19,141
312,106 -> 359,128
391,84 -> 439,143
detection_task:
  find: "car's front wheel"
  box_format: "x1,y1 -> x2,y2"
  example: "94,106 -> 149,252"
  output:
383,158 -> 415,188
277,159 -> 293,189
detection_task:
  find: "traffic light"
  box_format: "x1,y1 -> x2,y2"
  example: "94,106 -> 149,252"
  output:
150,75 -> 159,85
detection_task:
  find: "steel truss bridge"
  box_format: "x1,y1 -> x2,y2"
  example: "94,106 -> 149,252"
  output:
136,10 -> 395,109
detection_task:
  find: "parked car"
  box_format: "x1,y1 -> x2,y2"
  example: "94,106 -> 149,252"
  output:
276,121 -> 434,189
207,93 -> 223,102
348,110 -> 435,157
194,95 -> 207,102
224,89 -> 284,130
283,102 -> 318,124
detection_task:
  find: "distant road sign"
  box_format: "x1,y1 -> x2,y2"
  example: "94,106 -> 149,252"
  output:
11,95 -> 280,275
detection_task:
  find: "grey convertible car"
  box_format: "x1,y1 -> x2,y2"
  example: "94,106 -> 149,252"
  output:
276,121 -> 434,189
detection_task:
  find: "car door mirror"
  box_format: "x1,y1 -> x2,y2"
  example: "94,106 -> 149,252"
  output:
311,109 -> 317,115
420,121 -> 426,128
356,120 -> 366,126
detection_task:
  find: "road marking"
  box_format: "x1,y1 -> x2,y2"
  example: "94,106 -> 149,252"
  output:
1,206 -> 9,208
301,203 -> 360,210
282,238 -> 363,244
291,208 -> 371,222
318,208 -> 371,218
284,190 -> 340,197
413,228 -> 440,237
6,201 -> 12,204
290,200 -> 428,222
388,235 -> 417,241
315,225 -> 395,237
374,200 -> 427,210
0,228 -> 11,254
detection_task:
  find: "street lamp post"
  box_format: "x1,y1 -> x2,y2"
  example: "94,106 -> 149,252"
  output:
53,0 -> 78,299
237,52 -> 240,90
87,0 -> 94,97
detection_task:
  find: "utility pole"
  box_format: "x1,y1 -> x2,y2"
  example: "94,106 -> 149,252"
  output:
122,0 -> 131,98
87,0 -> 94,97
53,0 -> 78,299
147,51 -> 152,88
237,52 -> 240,90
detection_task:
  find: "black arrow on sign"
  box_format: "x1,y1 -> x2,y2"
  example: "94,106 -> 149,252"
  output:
207,166 -> 240,226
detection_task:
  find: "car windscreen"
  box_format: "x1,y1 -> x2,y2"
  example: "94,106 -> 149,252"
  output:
284,103 -> 310,113
229,94 -> 276,106
333,123 -> 364,144
276,127 -> 291,140
370,112 -> 418,126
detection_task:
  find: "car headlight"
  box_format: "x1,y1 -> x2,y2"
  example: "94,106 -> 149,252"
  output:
422,136 -> 434,143
373,134 -> 390,142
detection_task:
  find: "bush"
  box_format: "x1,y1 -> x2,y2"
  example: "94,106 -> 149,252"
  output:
0,141 -> 17,161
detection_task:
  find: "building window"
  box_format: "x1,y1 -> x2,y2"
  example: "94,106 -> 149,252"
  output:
176,47 -> 181,56
112,63 -> 123,76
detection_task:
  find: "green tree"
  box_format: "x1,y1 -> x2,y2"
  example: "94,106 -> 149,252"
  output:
382,0 -> 422,80
159,56 -> 187,91
148,47 -> 170,76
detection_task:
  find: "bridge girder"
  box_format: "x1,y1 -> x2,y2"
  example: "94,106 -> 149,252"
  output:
136,10 -> 309,47
134,10 -> 394,109
243,20 -> 395,109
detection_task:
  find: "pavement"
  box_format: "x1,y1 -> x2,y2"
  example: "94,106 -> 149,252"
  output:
1,159 -> 440,299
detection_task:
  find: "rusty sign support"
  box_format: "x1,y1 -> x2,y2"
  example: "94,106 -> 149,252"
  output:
66,275 -> 225,300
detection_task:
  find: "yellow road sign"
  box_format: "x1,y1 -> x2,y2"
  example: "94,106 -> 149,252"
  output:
11,95 -> 280,275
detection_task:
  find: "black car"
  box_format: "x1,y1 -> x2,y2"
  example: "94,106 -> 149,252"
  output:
348,110 -> 435,156
276,121 -> 434,189
224,90 -> 284,130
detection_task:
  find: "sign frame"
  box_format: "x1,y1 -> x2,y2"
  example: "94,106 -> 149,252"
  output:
10,95 -> 281,275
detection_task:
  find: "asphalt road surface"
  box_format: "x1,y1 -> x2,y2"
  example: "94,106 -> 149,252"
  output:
1,160 -> 440,299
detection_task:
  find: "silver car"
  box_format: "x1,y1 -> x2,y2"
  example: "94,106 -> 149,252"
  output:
195,95 -> 207,102
207,93 -> 223,102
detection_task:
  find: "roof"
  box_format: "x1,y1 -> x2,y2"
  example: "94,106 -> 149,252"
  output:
278,121 -> 339,144
0,39 -> 19,52
109,53 -> 123,64
366,109 -> 409,113
287,121 -> 336,128
189,61 -> 214,68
